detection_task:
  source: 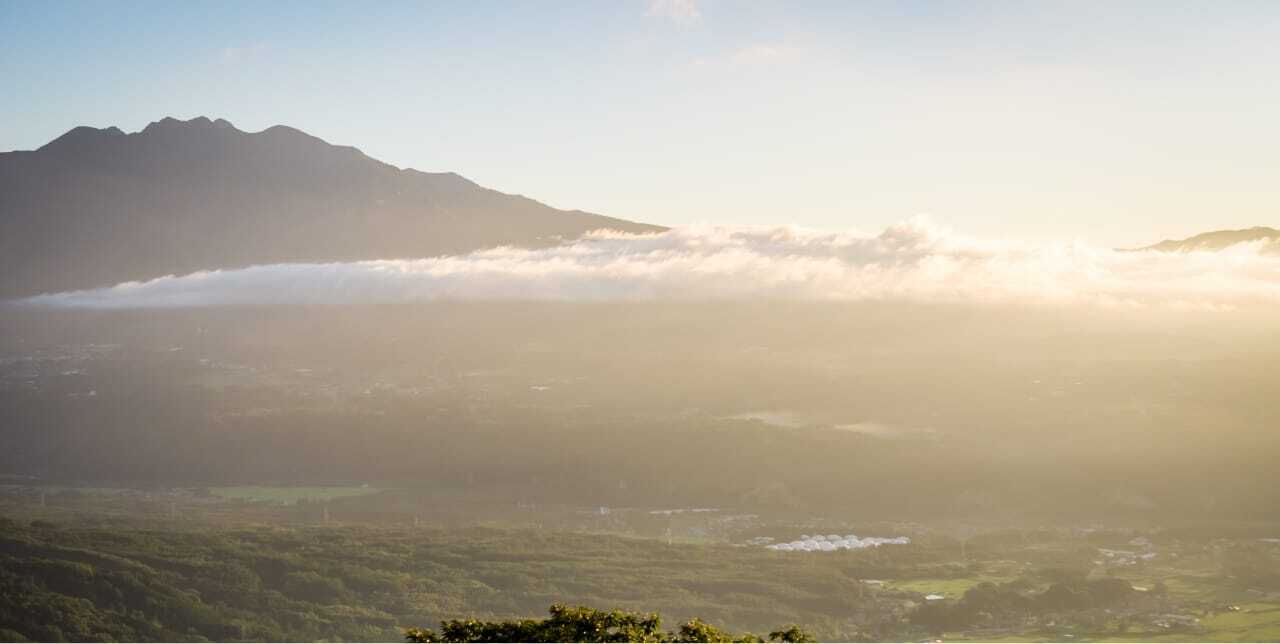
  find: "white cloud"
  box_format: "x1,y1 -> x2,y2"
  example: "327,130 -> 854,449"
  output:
646,0 -> 701,26
18,218 -> 1280,310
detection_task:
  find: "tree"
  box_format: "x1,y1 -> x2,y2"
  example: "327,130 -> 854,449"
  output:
674,618 -> 748,643
405,605 -> 815,643
767,625 -> 816,643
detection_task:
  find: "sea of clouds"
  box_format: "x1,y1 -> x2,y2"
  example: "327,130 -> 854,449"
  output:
18,219 -> 1280,310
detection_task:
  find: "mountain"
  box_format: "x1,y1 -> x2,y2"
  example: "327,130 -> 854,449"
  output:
0,117 -> 664,299
1133,226 -> 1280,254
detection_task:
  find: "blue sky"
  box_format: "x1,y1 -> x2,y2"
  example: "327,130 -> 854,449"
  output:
3,0 -> 1278,245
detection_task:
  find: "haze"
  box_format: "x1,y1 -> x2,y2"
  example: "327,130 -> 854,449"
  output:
3,2 -> 1280,643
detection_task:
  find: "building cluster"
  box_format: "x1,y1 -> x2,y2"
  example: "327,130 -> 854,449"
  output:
764,533 -> 911,552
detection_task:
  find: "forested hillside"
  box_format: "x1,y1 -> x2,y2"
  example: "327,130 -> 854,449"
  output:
3,503 -> 1279,642
0,517 -> 921,641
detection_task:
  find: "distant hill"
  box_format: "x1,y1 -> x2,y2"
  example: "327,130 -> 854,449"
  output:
0,117 -> 664,298
1132,226 -> 1280,254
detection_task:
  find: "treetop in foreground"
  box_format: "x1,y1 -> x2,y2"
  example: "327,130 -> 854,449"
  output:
405,604 -> 816,643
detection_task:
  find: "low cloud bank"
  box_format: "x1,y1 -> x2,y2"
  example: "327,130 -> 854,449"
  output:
18,219 -> 1280,310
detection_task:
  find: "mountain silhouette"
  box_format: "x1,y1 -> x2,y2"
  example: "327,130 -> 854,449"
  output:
1133,226 -> 1280,254
0,117 -> 664,298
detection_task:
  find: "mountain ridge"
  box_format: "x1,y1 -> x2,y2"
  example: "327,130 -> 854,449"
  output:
1128,226 -> 1280,254
1,116 -> 664,298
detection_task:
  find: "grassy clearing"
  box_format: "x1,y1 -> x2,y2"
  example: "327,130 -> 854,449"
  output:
1194,602 -> 1280,642
1106,596 -> 1280,642
207,485 -> 382,505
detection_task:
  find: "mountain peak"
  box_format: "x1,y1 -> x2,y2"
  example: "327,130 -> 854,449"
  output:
37,124 -> 125,152
140,115 -> 240,135
260,124 -> 318,140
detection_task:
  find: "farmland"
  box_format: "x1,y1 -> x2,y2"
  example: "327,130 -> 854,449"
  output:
3,486 -> 1280,641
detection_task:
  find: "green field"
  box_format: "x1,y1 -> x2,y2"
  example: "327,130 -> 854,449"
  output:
206,485 -> 383,505
1193,602 -> 1280,641
945,601 -> 1280,642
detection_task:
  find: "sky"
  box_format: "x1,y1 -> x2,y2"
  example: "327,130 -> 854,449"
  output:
2,0 -> 1278,247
